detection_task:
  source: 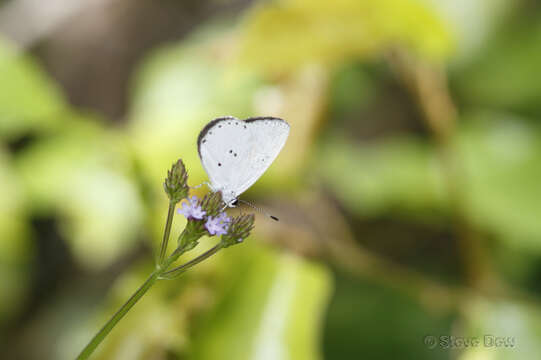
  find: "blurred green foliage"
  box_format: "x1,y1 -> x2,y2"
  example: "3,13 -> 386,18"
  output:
239,0 -> 453,74
454,17 -> 541,116
0,40 -> 65,139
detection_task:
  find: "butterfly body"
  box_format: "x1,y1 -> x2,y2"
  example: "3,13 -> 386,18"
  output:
198,116 -> 290,207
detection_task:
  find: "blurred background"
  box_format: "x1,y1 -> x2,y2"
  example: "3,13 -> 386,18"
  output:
1,0 -> 541,359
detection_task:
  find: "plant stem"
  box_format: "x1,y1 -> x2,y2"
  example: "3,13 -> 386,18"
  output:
161,243 -> 224,279
76,233 -> 217,359
158,202 -> 176,265
76,271 -> 159,360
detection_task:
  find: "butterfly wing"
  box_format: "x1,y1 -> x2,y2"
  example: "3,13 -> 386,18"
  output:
198,116 -> 289,202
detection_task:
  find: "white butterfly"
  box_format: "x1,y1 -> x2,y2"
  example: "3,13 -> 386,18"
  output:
198,116 -> 290,209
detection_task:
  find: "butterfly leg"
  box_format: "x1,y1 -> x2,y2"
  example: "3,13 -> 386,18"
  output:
190,181 -> 210,190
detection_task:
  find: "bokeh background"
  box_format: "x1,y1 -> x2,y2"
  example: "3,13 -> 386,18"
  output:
1,0 -> 541,359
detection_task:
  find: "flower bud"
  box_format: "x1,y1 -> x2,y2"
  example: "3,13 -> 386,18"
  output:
221,214 -> 255,248
199,191 -> 224,218
163,159 -> 189,203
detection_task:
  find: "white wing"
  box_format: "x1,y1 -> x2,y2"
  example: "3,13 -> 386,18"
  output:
198,116 -> 290,203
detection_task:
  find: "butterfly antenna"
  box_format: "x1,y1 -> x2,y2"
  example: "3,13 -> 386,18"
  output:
238,199 -> 279,221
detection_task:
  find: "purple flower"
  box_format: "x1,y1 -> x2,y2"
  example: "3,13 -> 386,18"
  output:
205,212 -> 231,236
177,196 -> 206,220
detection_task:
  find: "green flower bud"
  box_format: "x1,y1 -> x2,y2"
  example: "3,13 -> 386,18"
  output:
163,159 -> 189,203
221,214 -> 255,248
199,191 -> 224,218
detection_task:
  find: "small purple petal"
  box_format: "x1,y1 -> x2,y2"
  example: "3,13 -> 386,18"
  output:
217,212 -> 231,224
190,205 -> 206,220
205,215 -> 228,236
177,202 -> 191,217
177,196 -> 206,220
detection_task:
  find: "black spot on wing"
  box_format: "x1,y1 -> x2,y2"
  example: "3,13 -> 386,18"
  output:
198,116 -> 289,158
197,116 -> 237,158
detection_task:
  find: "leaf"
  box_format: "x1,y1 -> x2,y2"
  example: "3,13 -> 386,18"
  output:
238,0 -> 454,75
15,116 -> 145,269
317,134 -> 448,222
460,297 -> 541,359
0,38 -> 66,139
425,0 -> 513,60
190,245 -> 332,360
317,111 -> 541,252
457,112 -> 541,252
324,273 -> 453,359
454,19 -> 541,116
0,147 -> 31,323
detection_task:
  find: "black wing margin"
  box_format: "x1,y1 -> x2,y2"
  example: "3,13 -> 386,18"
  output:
197,116 -> 289,157
244,116 -> 288,126
197,116 -> 237,158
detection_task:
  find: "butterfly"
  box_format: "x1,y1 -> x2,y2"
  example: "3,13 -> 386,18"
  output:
197,116 -> 290,214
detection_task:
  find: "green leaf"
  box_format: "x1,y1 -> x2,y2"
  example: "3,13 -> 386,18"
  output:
0,147 -> 32,323
457,112 -> 541,252
317,134 -> 448,222
461,298 -> 541,359
324,273 -> 454,359
318,111 -> 541,252
0,38 -> 66,139
15,116 -> 144,269
238,0 -> 454,75
454,19 -> 541,116
190,245 -> 332,360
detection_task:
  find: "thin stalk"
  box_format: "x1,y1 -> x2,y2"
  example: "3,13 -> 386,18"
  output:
77,232 -> 213,359
162,243 -> 224,279
158,202 -> 176,265
76,271 -> 159,360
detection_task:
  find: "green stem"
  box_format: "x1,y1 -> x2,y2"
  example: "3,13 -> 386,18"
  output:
161,243 -> 224,279
158,202 -> 176,265
76,233 -> 214,359
76,271 -> 159,360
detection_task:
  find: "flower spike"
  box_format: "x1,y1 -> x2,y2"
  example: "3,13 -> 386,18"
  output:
221,214 -> 255,248
199,191 -> 225,218
163,159 -> 189,203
